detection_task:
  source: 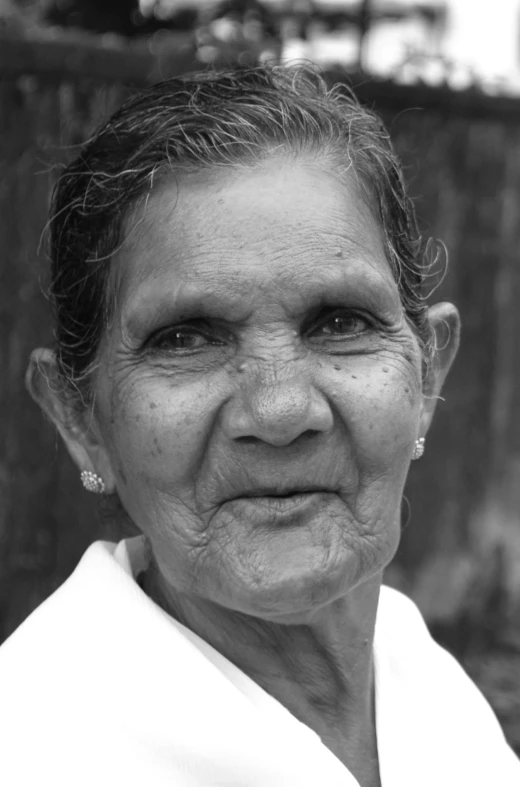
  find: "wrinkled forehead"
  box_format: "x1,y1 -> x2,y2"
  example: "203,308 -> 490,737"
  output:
111,157 -> 398,312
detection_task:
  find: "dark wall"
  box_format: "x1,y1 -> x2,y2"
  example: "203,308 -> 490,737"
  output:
0,78 -> 123,640
392,110 -> 520,623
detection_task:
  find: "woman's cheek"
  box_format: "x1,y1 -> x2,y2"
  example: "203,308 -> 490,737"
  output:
333,358 -> 420,462
376,372 -> 420,458
108,377 -> 219,490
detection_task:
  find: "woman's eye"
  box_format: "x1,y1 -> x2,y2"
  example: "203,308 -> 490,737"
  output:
311,313 -> 370,339
150,326 -> 215,353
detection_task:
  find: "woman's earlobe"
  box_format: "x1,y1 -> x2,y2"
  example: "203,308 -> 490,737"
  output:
26,348 -> 115,493
419,302 -> 460,436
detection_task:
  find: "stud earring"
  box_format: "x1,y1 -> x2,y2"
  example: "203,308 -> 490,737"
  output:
80,470 -> 106,494
412,437 -> 425,460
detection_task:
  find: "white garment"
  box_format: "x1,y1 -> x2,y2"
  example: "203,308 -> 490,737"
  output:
0,537 -> 517,787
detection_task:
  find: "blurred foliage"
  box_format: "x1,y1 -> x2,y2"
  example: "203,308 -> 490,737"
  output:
0,0 -> 448,75
0,0 -> 41,29
43,0 -> 199,36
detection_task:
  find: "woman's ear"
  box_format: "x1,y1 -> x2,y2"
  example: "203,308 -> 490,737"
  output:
26,348 -> 116,493
419,302 -> 460,438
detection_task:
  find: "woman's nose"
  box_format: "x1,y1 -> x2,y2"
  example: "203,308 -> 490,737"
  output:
222,375 -> 334,447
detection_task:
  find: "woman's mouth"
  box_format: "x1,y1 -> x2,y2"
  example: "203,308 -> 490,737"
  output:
227,490 -> 335,521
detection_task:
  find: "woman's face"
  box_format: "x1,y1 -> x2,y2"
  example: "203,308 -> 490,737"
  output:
93,158 -> 423,620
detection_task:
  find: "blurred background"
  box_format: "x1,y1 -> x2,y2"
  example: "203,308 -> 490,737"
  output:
1,0 -> 520,753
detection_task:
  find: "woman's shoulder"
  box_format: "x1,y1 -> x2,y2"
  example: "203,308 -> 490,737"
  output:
0,541 -> 118,649
0,538 -> 169,785
375,585 -> 520,783
0,538 -> 149,707
375,584 -> 496,715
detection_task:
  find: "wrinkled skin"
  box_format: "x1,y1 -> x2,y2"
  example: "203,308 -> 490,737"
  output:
96,160 -> 422,619
29,157 -> 459,785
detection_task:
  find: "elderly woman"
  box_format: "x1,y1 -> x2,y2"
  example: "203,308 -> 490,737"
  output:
0,66 -> 518,787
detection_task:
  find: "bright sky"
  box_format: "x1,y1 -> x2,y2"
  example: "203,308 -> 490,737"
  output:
444,0 -> 519,78
366,0 -> 520,87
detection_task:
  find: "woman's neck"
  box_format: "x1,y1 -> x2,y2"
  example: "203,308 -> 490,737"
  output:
141,566 -> 382,786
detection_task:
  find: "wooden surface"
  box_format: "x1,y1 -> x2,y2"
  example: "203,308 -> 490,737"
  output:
2,39 -> 520,649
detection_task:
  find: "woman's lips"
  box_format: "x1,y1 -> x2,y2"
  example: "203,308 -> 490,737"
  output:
227,491 -> 334,520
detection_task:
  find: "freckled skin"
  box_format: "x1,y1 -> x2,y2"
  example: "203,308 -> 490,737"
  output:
93,159 -> 423,621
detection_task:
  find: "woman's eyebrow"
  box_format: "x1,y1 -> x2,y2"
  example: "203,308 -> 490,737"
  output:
297,262 -> 401,310
122,284 -> 255,337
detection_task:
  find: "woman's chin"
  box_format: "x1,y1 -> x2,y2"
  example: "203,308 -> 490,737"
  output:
219,546 -> 366,622
208,514 -> 398,622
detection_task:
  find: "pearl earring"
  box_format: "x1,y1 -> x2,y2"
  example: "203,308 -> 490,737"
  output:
412,437 -> 425,460
80,470 -> 106,494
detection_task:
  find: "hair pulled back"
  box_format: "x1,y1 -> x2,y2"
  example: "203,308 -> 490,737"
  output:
49,64 -> 433,399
